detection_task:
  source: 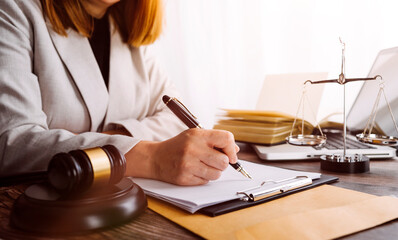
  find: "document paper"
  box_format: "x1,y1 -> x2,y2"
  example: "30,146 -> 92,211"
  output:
133,161 -> 321,213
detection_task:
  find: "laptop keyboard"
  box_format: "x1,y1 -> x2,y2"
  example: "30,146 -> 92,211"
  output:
313,133 -> 377,150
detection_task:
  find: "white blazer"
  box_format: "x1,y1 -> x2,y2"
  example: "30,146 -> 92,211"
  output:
0,0 -> 185,176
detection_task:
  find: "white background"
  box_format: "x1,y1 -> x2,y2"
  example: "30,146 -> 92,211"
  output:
152,0 -> 398,128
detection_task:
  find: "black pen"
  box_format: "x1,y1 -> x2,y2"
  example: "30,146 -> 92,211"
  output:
162,95 -> 253,179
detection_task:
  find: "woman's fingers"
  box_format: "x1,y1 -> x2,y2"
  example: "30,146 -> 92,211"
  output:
173,149 -> 223,184
202,129 -> 238,164
192,161 -> 223,181
197,147 -> 229,171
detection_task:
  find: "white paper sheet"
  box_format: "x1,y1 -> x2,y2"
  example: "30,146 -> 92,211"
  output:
132,160 -> 321,213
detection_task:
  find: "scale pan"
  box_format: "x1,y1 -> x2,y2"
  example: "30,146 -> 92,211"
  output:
356,133 -> 398,146
286,134 -> 326,146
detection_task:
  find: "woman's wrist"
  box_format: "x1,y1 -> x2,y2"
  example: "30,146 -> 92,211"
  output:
124,140 -> 159,179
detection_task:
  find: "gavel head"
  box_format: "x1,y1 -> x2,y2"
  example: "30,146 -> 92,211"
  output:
47,145 -> 126,196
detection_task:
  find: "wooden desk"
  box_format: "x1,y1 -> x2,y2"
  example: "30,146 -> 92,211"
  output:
1,143 -> 398,240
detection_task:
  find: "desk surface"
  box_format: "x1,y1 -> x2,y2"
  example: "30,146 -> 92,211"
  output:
1,143 -> 398,240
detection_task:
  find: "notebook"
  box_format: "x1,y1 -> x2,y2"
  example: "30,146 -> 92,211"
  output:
253,47 -> 398,160
132,160 -> 325,214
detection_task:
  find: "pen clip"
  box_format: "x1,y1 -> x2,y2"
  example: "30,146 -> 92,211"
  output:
172,97 -> 198,120
236,176 -> 312,202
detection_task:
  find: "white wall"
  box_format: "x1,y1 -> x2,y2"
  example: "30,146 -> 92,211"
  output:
152,0 -> 398,128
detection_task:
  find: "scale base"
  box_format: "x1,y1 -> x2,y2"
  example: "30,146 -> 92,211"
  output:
320,154 -> 370,173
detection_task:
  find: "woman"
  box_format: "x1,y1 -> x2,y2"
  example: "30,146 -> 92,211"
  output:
0,0 -> 238,185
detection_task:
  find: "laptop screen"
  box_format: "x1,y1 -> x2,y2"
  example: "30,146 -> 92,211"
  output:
347,47 -> 398,136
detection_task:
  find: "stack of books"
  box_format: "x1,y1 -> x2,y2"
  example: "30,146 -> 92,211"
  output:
213,109 -> 314,145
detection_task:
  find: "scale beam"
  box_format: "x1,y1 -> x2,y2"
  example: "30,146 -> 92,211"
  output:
304,76 -> 380,85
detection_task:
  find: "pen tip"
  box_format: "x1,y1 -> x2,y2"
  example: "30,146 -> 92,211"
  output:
240,169 -> 253,180
162,95 -> 171,104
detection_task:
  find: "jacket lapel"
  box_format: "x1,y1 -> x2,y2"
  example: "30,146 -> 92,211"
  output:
48,27 -> 109,132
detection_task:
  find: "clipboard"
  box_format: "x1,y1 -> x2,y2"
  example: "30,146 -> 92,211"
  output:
199,174 -> 338,216
134,161 -> 331,214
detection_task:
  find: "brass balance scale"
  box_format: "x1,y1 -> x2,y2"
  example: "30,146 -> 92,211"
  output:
286,39 -> 398,173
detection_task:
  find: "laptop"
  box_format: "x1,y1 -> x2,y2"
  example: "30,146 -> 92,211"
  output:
253,47 -> 398,160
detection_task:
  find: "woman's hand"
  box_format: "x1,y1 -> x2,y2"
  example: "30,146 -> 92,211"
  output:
125,128 -> 239,186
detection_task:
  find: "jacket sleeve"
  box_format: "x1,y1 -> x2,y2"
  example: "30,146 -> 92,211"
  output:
108,46 -> 187,141
0,1 -> 138,177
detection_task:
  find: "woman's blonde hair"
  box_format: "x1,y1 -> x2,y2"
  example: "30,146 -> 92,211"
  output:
40,0 -> 163,47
